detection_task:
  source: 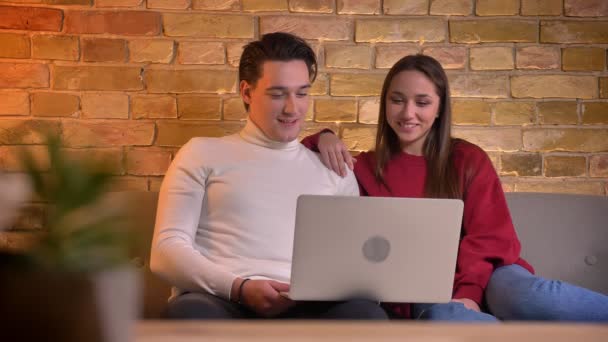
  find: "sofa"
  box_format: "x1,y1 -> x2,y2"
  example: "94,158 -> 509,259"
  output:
125,191 -> 608,319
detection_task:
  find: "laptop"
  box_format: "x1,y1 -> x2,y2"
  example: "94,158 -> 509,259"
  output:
282,195 -> 464,303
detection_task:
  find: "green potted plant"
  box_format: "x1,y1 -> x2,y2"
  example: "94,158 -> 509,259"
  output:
0,135 -> 141,342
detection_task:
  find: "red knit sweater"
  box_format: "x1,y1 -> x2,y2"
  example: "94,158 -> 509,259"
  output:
301,135 -> 534,318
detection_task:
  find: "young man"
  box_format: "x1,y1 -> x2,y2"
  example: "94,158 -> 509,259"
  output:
150,32 -> 388,320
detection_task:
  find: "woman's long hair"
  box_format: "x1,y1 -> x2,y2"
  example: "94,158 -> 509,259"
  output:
374,54 -> 461,199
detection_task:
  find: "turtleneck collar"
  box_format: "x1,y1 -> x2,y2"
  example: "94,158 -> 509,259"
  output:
238,117 -> 301,151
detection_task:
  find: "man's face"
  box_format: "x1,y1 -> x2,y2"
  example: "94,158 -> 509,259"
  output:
241,60 -> 311,142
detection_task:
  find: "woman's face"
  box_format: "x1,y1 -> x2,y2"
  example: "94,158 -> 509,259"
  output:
385,70 -> 441,156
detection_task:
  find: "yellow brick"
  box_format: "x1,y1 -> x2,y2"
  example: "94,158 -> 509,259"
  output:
325,45 -> 371,69
223,97 -> 247,120
163,14 -> 253,38
129,39 -> 174,63
430,0 -> 472,15
53,66 -> 143,91
383,0 -> 427,15
298,122 -> 339,141
0,92 -> 29,116
0,33 -> 30,58
601,78 -> 608,99
494,102 -> 535,126
537,102 -> 578,125
453,127 -> 522,151
31,92 -> 79,117
147,0 -> 189,9
156,121 -> 244,146
516,46 -> 559,70
177,95 -> 221,120
375,45 -> 419,69
562,47 -> 605,71
178,42 -> 225,65
62,121 -> 155,147
521,0 -> 562,16
450,20 -> 537,43
82,38 -> 127,63
564,0 -> 608,17
310,73 -> 328,96
0,120 -> 60,145
358,98 -> 379,124
515,181 -> 604,196
127,148 -> 172,176
290,0 -> 333,13
590,155 -> 608,177
451,100 -> 491,125
450,74 -> 508,98
470,47 -> 513,71
314,99 -> 357,122
81,93 -> 129,119
541,21 -> 608,44
193,0 -> 240,10
544,156 -> 586,177
423,47 -> 467,70
582,102 -> 608,125
64,148 -> 125,175
500,153 -> 541,176
260,16 -> 351,41
476,0 -> 519,16
341,126 -> 377,151
511,75 -> 596,99
227,42 -> 245,67
331,74 -> 385,96
338,0 -> 380,14
145,69 -> 236,93
32,35 -> 79,61
356,19 -> 444,43
132,95 -> 177,119
523,128 -> 608,152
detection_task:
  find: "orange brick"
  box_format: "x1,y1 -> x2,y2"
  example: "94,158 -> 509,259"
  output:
47,0 -> 91,4
470,47 -> 513,70
541,21 -> 608,43
494,102 -> 536,126
31,92 -> 79,117
156,121 -> 244,146
260,16 -> 351,41
0,33 -> 29,59
476,0 -> 519,16
516,46 -> 559,70
358,98 -> 379,124
178,42 -> 225,65
450,20 -> 537,43
338,0 -> 380,14
601,78 -> 608,99
108,177 -> 149,191
149,177 -> 163,191
544,155 -> 586,177
147,0 -> 189,9
582,102 -> 608,125
129,39 -> 174,63
383,0 -> 426,15
223,97 -> 246,121
83,38 -> 127,63
62,120 -> 155,147
96,0 -> 144,7
590,155 -> 608,177
375,45 -> 419,69
0,63 -> 49,89
325,45 -> 371,69
65,11 -> 160,35
32,35 -> 79,61
0,120 -> 60,144
515,181 -> 604,196
0,6 -> 62,31
53,66 -> 143,91
430,0 -> 472,15
193,0 -> 240,10
562,47 -> 605,71
81,93 -> 129,119
500,153 -> 541,176
127,148 -> 172,176
453,127 -> 522,151
523,128 -> 608,152
0,92 -> 29,116
0,146 -> 49,172
538,102 -> 578,125
242,0 -> 288,11
131,95 -> 177,119
164,13 -> 253,38
64,148 -> 124,175
357,19 -> 444,43
565,0 -> 608,17
314,99 -> 357,122
450,74 -> 508,98
521,0 -> 562,16
145,69 -> 235,93
511,75 -> 596,99
290,0 -> 333,13
423,47 -> 467,70
177,95 -> 221,120
331,74 -> 385,96
451,100 -> 491,125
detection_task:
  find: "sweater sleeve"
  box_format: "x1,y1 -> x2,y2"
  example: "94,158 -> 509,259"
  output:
452,146 -> 522,305
150,139 -> 237,300
300,128 -> 335,152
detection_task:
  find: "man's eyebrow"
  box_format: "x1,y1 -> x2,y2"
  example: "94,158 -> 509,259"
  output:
265,85 -> 311,91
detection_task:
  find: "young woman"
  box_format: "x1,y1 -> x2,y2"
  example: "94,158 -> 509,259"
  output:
302,54 -> 608,322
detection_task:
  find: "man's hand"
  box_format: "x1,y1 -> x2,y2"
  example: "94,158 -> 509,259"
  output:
239,279 -> 295,317
451,298 -> 481,312
318,132 -> 355,178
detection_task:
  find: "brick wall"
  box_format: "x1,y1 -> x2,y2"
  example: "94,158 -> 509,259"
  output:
0,0 -> 607,238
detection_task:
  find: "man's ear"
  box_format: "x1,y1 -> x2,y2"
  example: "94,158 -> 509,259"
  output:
240,80 -> 252,105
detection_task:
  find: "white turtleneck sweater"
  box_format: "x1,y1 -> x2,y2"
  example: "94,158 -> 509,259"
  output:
150,118 -> 359,301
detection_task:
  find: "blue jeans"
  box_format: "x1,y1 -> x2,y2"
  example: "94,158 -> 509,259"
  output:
412,264 -> 608,322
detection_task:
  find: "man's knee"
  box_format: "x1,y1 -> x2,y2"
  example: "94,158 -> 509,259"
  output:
166,292 -> 243,319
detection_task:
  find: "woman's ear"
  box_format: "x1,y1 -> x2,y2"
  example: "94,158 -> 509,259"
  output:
240,80 -> 252,105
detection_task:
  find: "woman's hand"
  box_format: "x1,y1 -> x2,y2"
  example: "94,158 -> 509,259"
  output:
452,297 -> 481,312
318,132 -> 356,177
